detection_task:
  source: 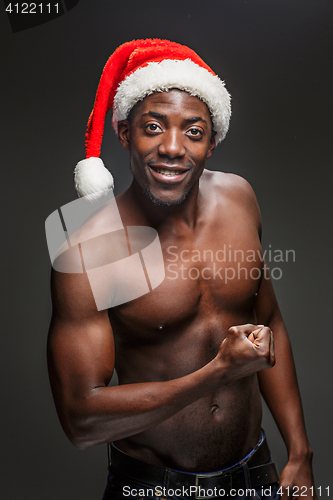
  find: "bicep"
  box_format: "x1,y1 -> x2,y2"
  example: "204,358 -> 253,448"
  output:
254,262 -> 283,329
47,269 -> 114,428
254,262 -> 295,381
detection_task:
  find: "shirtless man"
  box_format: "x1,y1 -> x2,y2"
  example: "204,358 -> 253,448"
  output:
47,39 -> 315,499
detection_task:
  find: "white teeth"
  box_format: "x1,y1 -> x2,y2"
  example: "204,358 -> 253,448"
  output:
154,168 -> 183,176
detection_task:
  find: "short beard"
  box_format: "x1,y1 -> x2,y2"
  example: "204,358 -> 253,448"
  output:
129,162 -> 194,207
143,186 -> 191,207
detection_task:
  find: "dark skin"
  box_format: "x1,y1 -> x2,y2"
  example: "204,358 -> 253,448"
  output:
48,90 -> 315,497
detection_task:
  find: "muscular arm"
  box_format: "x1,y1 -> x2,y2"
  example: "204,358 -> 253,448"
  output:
255,266 -> 315,497
48,266 -> 273,450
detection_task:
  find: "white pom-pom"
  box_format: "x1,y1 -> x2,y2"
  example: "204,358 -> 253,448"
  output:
74,157 -> 114,201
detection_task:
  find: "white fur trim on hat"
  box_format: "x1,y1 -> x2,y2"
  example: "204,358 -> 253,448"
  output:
112,59 -> 231,144
74,157 -> 114,201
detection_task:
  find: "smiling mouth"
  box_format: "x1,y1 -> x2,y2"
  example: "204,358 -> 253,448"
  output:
149,165 -> 190,177
153,167 -> 184,176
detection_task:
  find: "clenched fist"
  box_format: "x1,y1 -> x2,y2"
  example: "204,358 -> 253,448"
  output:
214,324 -> 275,383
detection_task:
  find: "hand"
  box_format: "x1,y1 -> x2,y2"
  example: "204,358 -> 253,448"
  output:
279,451 -> 317,500
216,323 -> 275,382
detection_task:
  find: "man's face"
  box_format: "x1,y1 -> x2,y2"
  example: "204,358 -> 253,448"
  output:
119,89 -> 216,206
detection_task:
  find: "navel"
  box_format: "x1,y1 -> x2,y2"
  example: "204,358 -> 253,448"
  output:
211,404 -> 219,414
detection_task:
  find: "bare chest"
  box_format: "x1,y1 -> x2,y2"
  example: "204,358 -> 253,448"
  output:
109,215 -> 263,335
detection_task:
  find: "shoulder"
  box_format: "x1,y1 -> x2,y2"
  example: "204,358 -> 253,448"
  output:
200,170 -> 262,233
50,197 -> 125,320
201,170 -> 256,199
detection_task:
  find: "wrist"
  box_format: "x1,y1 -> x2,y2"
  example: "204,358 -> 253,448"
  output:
288,443 -> 313,463
207,356 -> 231,386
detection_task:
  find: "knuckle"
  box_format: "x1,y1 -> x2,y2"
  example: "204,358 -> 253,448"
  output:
243,323 -> 255,332
260,327 -> 272,340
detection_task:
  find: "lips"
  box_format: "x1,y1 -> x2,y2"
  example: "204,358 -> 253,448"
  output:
148,164 -> 190,183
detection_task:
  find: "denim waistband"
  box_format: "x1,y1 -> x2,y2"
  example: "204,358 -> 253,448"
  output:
109,428 -> 270,477
108,430 -> 278,497
170,430 -> 265,476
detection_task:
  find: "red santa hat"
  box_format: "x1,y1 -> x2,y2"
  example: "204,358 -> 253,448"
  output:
74,38 -> 231,201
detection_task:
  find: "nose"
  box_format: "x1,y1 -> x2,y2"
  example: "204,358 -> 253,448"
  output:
158,129 -> 186,159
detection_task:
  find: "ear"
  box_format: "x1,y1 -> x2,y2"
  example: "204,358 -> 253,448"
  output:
206,131 -> 216,159
117,120 -> 131,151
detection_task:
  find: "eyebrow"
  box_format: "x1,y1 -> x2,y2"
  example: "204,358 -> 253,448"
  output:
185,116 -> 208,125
143,111 -> 208,124
143,111 -> 167,119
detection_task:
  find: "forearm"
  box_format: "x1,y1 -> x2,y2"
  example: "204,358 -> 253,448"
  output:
58,357 -> 223,449
254,268 -> 311,458
257,321 -> 311,459
254,267 -> 315,496
258,330 -> 316,497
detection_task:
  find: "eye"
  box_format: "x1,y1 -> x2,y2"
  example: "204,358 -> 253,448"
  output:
145,123 -> 162,133
186,127 -> 203,139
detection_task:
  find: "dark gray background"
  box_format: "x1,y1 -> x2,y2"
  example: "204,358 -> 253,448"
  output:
1,1 -> 332,498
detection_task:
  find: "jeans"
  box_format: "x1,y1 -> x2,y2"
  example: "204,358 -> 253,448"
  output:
102,434 -> 280,500
102,469 -> 279,500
